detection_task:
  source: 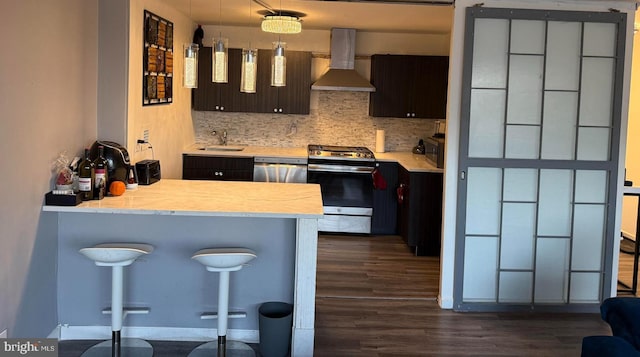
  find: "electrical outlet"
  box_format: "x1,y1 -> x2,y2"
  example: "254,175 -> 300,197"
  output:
143,129 -> 149,143
0,329 -> 7,338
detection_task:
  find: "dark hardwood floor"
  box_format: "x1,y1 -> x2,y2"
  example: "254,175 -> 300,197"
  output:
316,234 -> 440,300
61,234 -> 624,356
314,234 -> 612,356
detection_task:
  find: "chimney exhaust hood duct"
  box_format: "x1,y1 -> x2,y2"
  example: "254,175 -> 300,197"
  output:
312,28 -> 375,92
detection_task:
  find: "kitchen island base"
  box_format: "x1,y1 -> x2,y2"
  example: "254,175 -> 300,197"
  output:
44,179 -> 322,357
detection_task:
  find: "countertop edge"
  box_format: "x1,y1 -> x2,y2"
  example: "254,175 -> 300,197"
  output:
43,179 -> 324,218
42,205 -> 324,219
183,145 -> 443,173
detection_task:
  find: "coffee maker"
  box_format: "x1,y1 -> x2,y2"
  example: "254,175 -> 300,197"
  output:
89,140 -> 131,187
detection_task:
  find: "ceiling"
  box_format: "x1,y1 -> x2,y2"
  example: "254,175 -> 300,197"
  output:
158,0 -> 455,34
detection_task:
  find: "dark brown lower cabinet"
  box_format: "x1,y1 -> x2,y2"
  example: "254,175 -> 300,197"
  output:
397,166 -> 443,256
372,162 -> 399,235
182,154 -> 253,181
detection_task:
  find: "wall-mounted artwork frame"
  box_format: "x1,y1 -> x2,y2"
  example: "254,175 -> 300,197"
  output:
143,10 -> 173,105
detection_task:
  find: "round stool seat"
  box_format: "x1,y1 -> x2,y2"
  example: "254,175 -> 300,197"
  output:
80,243 -> 154,266
192,248 -> 257,271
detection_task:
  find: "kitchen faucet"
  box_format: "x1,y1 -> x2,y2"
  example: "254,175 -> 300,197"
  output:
211,129 -> 228,145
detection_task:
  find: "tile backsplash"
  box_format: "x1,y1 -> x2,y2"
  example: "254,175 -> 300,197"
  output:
192,91 -> 444,152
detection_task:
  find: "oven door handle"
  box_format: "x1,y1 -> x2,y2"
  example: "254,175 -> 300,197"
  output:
308,164 -> 375,174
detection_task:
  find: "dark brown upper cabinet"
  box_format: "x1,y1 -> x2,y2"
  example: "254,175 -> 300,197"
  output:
192,47 -> 311,115
256,49 -> 311,115
369,55 -> 449,119
192,47 -> 257,112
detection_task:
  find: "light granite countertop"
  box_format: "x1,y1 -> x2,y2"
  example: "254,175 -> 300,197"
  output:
375,151 -> 443,173
184,144 -> 308,159
43,179 -> 324,218
183,144 -> 443,173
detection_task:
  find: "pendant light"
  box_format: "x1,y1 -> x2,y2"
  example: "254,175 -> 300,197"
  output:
271,40 -> 286,87
269,0 -> 287,87
212,0 -> 228,83
241,48 -> 258,93
183,0 -> 199,88
183,43 -> 199,88
240,0 -> 257,93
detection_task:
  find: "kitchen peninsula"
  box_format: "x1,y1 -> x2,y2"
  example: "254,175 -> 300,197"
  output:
43,179 -> 323,356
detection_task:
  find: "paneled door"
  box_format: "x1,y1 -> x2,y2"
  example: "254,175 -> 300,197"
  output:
455,8 -> 627,311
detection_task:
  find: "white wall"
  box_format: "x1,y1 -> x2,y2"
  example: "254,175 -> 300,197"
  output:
441,0 -> 636,309
0,0 -> 98,336
622,11 -> 640,239
128,0 -> 196,179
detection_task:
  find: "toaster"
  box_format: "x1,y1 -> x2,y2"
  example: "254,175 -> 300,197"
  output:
136,160 -> 161,185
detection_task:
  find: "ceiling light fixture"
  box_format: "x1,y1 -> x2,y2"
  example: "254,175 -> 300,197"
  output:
271,41 -> 286,87
183,43 -> 199,88
241,0 -> 258,93
183,0 -> 199,88
212,0 -> 228,83
261,14 -> 302,34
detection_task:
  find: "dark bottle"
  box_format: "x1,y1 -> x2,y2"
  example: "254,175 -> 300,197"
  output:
78,148 -> 95,201
93,145 -> 108,199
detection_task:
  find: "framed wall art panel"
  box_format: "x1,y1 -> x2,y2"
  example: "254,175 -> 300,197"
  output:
143,10 -> 173,105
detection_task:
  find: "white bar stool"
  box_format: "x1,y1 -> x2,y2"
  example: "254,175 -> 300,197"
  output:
78,243 -> 154,357
189,248 -> 257,357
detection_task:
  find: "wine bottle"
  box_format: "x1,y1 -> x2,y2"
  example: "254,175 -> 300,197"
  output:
78,148 -> 95,201
93,145 -> 108,199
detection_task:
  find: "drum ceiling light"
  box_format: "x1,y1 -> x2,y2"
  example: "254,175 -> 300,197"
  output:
261,14 -> 302,34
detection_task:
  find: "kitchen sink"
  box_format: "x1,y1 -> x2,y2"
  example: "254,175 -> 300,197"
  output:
197,145 -> 245,152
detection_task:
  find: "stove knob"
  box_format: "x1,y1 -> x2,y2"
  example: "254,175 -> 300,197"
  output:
315,150 -> 321,156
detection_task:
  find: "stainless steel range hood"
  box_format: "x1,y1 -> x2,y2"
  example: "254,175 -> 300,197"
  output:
311,28 -> 375,92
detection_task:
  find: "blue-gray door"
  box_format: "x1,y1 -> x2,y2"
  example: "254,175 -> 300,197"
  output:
455,8 -> 627,311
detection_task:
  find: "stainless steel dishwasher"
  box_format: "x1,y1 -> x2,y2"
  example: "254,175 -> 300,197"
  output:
253,157 -> 308,183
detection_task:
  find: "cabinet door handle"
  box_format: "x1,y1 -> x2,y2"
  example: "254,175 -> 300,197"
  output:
397,183 -> 407,205
220,106 -> 225,111
274,108 -> 278,113
406,113 -> 411,117
279,108 -> 283,113
460,171 -> 466,180
215,105 -> 220,110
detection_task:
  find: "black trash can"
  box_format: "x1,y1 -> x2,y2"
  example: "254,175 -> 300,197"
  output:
259,301 -> 293,357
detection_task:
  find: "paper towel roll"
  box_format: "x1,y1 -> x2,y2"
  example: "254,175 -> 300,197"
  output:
375,130 -> 385,153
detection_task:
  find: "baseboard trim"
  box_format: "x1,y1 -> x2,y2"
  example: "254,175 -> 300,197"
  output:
57,326 -> 259,343
622,230 -> 635,241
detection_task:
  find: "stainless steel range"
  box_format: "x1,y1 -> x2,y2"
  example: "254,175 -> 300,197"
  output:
307,145 -> 376,234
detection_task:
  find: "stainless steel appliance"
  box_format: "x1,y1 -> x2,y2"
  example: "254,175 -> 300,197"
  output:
307,145 -> 376,234
253,157 -> 308,183
424,137 -> 445,169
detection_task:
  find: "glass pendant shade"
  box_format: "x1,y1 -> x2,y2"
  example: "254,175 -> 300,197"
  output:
240,48 -> 258,93
212,37 -> 228,83
261,15 -> 302,34
183,43 -> 199,88
271,41 -> 286,87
